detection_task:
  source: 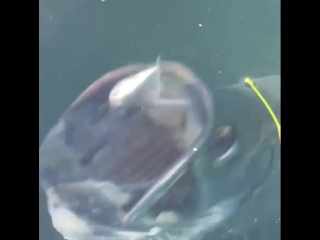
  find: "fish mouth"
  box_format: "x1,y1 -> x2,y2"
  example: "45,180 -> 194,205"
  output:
39,61 -> 214,239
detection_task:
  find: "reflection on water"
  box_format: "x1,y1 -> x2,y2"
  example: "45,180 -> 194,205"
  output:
39,0 -> 280,239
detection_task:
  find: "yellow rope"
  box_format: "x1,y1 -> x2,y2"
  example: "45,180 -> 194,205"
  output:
244,78 -> 281,143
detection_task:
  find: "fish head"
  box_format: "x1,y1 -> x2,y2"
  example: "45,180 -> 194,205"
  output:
238,75 -> 280,117
249,75 -> 280,103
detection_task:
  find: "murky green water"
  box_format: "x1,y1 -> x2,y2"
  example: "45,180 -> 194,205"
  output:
39,0 -> 280,239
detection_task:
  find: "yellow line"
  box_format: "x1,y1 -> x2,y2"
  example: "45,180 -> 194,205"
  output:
244,78 -> 281,143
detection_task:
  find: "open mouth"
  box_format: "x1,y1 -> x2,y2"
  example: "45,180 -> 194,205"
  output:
39,60 -> 214,239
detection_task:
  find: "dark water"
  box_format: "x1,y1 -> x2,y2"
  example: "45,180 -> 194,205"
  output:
39,0 -> 280,239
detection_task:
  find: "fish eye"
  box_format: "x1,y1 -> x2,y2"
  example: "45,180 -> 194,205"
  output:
210,126 -> 239,168
214,126 -> 234,146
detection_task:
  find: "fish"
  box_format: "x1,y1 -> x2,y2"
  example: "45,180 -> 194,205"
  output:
39,56 -> 280,240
